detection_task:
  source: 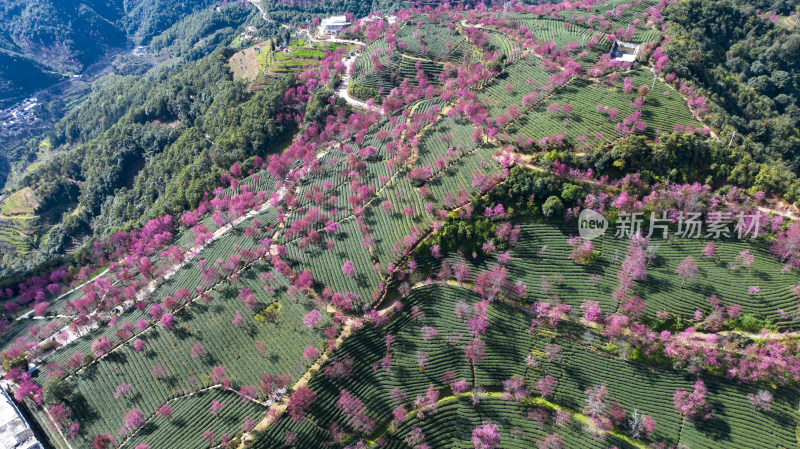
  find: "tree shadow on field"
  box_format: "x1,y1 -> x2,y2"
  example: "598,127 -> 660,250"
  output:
300,300 -> 316,313
639,275 -> 672,296
752,269 -> 771,282
202,353 -> 219,366
479,312 -> 526,382
646,254 -> 666,269
134,421 -> 157,438
67,392 -> 98,427
173,325 -> 192,340
553,281 -> 582,298
694,381 -> 730,441
336,228 -> 352,245
82,362 -> 99,380
693,414 -> 731,441
107,351 -> 127,365
217,284 -> 239,300
240,269 -> 258,282
475,398 -> 517,432
763,407 -> 794,429
356,273 -> 370,289
194,302 -> 209,314
127,391 -> 143,403
163,375 -> 179,388
639,106 -> 658,121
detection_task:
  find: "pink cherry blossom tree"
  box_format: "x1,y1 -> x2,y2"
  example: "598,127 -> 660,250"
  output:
735,250 -> 754,271
122,408 -> 146,435
702,241 -> 717,259
673,380 -> 712,420
747,389 -> 773,411
156,405 -> 173,420
472,423 -> 500,449
536,376 -> 556,398
675,257 -> 699,287
303,309 -> 322,328
342,260 -> 355,277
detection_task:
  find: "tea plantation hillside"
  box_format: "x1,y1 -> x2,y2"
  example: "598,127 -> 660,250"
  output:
3,1 -> 800,449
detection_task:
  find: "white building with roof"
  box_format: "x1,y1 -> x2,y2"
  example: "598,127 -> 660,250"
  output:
319,16 -> 350,36
610,41 -> 641,63
0,387 -> 43,449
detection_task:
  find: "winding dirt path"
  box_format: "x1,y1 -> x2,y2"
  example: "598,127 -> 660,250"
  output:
338,53 -> 382,114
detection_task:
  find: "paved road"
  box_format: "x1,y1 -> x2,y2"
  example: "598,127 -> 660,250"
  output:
337,54 -> 382,113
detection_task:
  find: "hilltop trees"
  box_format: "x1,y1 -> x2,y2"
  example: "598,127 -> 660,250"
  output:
663,0 -> 800,183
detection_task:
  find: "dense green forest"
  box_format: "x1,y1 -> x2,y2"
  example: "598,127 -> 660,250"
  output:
663,0 -> 800,198
261,0 -> 412,23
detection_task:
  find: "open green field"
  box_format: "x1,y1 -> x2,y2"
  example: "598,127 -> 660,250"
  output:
257,38 -> 356,74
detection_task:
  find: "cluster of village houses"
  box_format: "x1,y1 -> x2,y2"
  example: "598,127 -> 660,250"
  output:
0,98 -> 40,137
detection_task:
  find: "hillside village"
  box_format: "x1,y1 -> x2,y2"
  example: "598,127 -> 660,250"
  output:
0,98 -> 40,137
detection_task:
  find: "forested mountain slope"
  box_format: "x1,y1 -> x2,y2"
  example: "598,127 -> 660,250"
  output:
0,2 -> 282,278
663,0 -> 800,188
0,0 -> 217,107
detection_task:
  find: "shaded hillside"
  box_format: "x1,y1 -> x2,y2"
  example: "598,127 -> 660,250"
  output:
0,0 -> 217,105
0,50 -> 64,108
